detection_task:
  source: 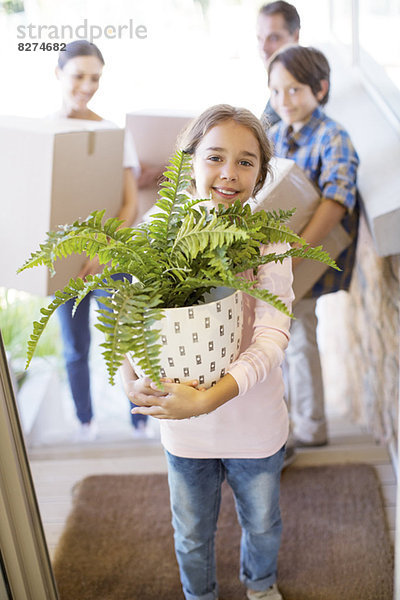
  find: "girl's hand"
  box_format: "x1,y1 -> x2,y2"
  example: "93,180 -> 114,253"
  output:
131,381 -> 209,421
126,376 -> 172,403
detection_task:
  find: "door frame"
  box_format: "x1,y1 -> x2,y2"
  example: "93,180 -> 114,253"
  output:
0,331 -> 59,600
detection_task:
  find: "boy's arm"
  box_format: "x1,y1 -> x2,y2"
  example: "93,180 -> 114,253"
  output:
291,126 -> 359,268
292,198 -> 346,269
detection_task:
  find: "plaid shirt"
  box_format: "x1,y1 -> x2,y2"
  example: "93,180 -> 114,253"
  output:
261,98 -> 280,128
268,106 -> 360,298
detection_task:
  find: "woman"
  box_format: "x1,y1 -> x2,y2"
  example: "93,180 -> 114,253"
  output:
54,40 -> 148,440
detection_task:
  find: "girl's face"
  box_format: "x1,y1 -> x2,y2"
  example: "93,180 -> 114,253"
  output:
192,120 -> 261,208
269,61 -> 323,129
56,55 -> 103,113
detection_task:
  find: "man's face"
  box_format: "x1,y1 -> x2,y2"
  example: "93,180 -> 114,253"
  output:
256,13 -> 299,67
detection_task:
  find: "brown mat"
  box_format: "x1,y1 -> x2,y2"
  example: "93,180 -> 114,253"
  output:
53,464 -> 394,600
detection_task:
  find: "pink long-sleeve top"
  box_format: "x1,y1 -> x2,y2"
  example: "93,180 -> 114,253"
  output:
160,242 -> 294,459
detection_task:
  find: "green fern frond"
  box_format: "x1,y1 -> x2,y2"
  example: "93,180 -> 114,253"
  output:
147,151 -> 192,248
167,271 -> 293,318
19,211 -> 157,284
94,282 -> 164,384
123,307 -> 164,387
20,148 -> 339,386
264,208 -> 296,223
289,245 -> 339,269
171,211 -> 249,261
25,278 -> 89,368
18,229 -> 74,277
249,245 -> 338,270
221,275 -> 293,317
258,219 -> 304,245
71,269 -> 128,313
229,245 -> 337,274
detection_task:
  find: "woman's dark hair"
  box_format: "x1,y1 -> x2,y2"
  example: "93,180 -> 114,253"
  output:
259,1 -> 300,35
57,40 -> 105,69
268,45 -> 330,106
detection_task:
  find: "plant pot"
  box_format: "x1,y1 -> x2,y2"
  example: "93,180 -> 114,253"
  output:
129,288 -> 243,388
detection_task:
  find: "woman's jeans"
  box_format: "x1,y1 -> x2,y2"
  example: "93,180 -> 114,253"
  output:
57,273 -> 147,427
165,447 -> 285,600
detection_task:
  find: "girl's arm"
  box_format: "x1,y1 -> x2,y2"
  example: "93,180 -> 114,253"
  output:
120,356 -> 231,420
225,243 -> 293,397
130,372 -> 239,420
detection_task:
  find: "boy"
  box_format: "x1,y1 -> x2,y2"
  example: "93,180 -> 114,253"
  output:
267,45 -> 360,447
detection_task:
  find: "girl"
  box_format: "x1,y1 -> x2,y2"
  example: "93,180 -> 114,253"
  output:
54,40 -> 148,440
121,104 -> 294,600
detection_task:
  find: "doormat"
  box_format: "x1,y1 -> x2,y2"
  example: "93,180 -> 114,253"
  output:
53,463 -> 394,600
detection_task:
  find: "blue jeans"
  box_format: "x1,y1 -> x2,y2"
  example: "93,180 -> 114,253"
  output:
57,273 -> 147,427
165,447 -> 285,600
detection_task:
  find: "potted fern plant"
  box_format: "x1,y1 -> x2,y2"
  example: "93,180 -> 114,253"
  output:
19,150 -> 337,388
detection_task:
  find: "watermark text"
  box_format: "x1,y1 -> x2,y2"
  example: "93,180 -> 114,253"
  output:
16,19 -> 148,42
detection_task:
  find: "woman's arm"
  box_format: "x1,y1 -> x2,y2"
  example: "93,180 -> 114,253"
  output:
117,167 -> 138,226
77,168 -> 138,279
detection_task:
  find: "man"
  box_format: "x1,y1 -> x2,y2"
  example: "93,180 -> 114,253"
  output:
256,1 -> 301,126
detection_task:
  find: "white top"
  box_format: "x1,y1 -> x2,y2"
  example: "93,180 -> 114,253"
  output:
160,242 -> 294,459
96,119 -> 140,173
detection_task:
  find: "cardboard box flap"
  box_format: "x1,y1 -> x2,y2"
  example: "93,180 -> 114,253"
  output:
125,112 -> 194,165
0,115 -> 120,135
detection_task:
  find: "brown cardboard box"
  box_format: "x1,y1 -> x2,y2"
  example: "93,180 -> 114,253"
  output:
251,157 -> 320,233
125,112 -> 194,222
251,157 -> 351,302
0,116 -> 124,296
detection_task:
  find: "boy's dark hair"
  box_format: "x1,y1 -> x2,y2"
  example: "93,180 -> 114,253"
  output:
259,1 -> 301,35
268,45 -> 330,106
57,40 -> 105,69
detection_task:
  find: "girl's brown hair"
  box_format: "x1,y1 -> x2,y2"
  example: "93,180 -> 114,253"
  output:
268,45 -> 330,106
177,104 -> 272,196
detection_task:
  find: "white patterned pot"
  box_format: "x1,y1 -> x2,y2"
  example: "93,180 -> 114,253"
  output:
129,288 -> 243,388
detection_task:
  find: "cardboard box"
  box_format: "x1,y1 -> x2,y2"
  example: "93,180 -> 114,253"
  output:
291,223 -> 351,301
251,157 -> 351,302
0,116 -> 124,297
125,111 -> 194,222
251,157 -> 320,233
